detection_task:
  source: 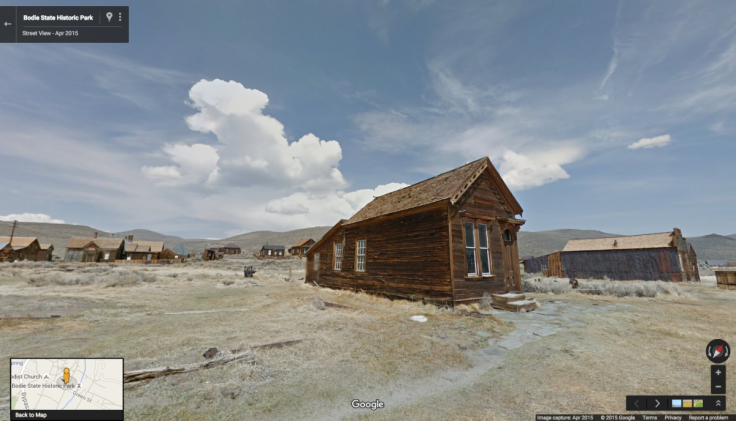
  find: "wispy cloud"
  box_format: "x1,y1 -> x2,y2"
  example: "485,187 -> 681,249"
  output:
0,213 -> 65,224
628,134 -> 672,150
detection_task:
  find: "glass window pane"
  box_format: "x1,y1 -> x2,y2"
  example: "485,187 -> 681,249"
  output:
466,248 -> 476,275
480,250 -> 490,274
478,224 -> 488,248
464,222 -> 474,247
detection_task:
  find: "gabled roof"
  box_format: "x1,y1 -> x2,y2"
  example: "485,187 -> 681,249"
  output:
125,241 -> 165,253
171,243 -> 189,255
66,237 -> 94,249
305,220 -> 346,256
95,238 -> 124,249
0,236 -> 39,248
0,241 -> 9,250
222,243 -> 240,249
345,157 -> 522,225
262,245 -> 285,250
562,232 -> 675,252
67,237 -> 123,250
291,239 -> 314,248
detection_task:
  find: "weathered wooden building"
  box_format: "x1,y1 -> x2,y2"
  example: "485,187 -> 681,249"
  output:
123,235 -> 165,261
0,236 -> 42,262
38,244 -> 54,261
220,243 -> 242,255
289,239 -> 315,256
523,229 -> 700,282
304,157 -> 525,305
715,267 -> 736,290
258,245 -> 286,258
65,236 -> 125,262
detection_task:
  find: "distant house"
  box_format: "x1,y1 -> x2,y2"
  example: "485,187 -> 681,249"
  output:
123,235 -> 165,261
65,234 -> 124,262
0,236 -> 42,262
289,239 -> 315,256
171,243 -> 189,258
305,157 -> 526,305
0,241 -> 11,262
203,248 -> 224,261
706,260 -> 734,267
524,228 -> 700,282
220,243 -> 241,255
259,245 -> 285,258
38,244 -> 54,261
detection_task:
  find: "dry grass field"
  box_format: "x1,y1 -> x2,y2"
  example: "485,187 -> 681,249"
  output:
1,259 -> 735,420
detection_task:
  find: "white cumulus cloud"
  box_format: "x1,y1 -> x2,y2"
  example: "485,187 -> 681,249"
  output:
0,213 -> 65,224
627,134 -> 672,149
142,143 -> 219,186
265,183 -> 408,218
499,147 -> 584,191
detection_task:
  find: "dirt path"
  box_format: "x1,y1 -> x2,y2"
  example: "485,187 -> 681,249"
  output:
317,297 -> 622,421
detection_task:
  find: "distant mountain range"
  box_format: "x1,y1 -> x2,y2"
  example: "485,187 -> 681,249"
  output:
2,220 -> 734,261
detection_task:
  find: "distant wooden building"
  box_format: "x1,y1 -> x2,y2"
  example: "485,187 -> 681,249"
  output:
305,158 -> 525,305
38,244 -> 54,261
0,236 -> 42,262
289,239 -> 315,256
220,243 -> 241,255
123,235 -> 165,261
65,236 -> 124,262
715,267 -> 736,290
259,245 -> 286,258
524,229 -> 700,282
203,248 -> 224,261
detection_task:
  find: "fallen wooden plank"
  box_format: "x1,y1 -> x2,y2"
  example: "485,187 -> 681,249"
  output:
322,301 -> 354,310
203,339 -> 310,359
163,309 -> 249,315
0,315 -> 61,320
124,350 -> 255,383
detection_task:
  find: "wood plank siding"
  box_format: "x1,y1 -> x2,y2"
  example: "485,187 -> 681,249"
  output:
306,207 -> 453,303
306,162 -> 523,304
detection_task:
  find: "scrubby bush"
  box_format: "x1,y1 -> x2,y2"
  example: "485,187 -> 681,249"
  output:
523,278 -> 572,294
26,270 -> 160,287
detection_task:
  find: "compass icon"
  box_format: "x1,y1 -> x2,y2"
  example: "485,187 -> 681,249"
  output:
706,339 -> 730,364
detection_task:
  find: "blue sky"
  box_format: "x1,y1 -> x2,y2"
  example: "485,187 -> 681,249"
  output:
1,0 -> 734,238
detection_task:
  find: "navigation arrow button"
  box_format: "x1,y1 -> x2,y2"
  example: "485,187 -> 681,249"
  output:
655,399 -> 660,408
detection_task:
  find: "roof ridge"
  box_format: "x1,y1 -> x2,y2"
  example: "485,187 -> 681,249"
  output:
373,158 -> 486,199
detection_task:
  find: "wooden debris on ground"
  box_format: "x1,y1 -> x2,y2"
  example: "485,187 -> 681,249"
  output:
491,293 -> 539,312
162,308 -> 249,315
203,339 -> 309,359
0,315 -> 61,320
124,350 -> 255,384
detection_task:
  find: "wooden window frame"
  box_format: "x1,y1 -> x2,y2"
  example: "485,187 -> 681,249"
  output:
355,239 -> 366,272
334,242 -> 343,271
314,253 -> 319,271
463,219 -> 495,278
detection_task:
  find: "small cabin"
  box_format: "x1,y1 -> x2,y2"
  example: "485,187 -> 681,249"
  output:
38,244 -> 54,261
259,245 -> 286,258
220,243 -> 242,255
65,236 -> 124,262
123,235 -> 165,261
0,236 -> 42,262
305,157 -> 525,305
289,239 -> 315,256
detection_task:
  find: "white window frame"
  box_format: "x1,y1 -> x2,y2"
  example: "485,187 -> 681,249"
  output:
334,242 -> 343,270
268,249 -> 272,256
478,223 -> 491,275
356,240 -> 366,272
104,252 -> 110,260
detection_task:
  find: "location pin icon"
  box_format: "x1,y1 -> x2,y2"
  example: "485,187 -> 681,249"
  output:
106,12 -> 113,22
